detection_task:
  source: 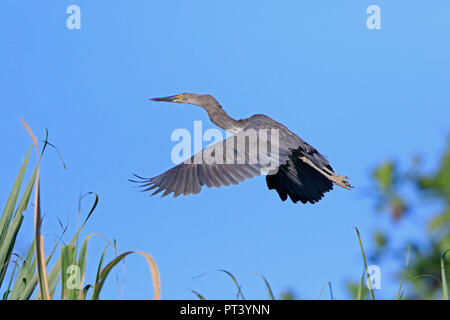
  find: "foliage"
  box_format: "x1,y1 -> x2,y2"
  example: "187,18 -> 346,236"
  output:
191,138 -> 450,300
0,122 -> 160,300
3,122 -> 448,300
347,138 -> 450,299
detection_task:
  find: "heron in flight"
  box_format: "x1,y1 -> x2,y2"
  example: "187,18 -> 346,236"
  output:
133,93 -> 352,204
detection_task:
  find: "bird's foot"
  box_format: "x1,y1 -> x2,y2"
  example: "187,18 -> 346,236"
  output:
299,156 -> 353,190
331,174 -> 353,190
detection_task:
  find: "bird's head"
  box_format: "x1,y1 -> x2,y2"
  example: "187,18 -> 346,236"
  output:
149,93 -> 216,107
149,93 -> 185,103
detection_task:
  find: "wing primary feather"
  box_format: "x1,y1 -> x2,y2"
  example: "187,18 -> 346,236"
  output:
210,165 -> 230,186
205,165 -> 222,187
173,165 -> 189,198
198,165 -> 214,188
226,165 -> 245,182
184,166 -> 194,195
159,169 -> 181,197
218,165 -> 239,185
191,165 -> 202,194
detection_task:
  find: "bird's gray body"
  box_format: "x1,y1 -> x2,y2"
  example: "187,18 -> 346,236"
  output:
133,93 -> 352,204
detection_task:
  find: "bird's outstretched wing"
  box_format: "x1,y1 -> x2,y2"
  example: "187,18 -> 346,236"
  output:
131,127 -> 280,198
132,118 -> 352,203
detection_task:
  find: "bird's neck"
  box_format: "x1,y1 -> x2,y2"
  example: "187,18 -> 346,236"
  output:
203,102 -> 243,134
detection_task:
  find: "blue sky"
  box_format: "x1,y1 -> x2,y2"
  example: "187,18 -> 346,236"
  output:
1,1 -> 449,299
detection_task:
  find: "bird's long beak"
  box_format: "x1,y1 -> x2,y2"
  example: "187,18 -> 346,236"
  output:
149,94 -> 183,103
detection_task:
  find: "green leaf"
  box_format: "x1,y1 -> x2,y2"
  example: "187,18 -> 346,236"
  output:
372,161 -> 395,192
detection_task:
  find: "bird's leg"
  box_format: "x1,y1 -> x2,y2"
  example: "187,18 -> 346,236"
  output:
322,166 -> 349,181
299,157 -> 353,190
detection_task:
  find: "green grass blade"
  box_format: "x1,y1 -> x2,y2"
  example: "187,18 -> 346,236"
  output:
78,192 -> 99,229
0,216 -> 23,286
318,282 -> 328,300
328,282 -> 334,300
0,149 -> 33,286
75,235 -> 91,297
254,273 -> 275,300
318,281 -> 334,300
9,239 -> 37,300
357,270 -> 365,300
217,270 -> 245,300
354,227 -> 375,300
92,251 -> 132,300
441,249 -> 450,300
30,228 -> 65,300
64,233 -> 96,300
2,260 -> 19,300
0,148 -> 31,244
61,244 -> 77,300
191,290 -> 206,300
82,285 -> 92,299
92,251 -> 160,300
94,243 -> 111,286
0,165 -> 37,288
194,269 -> 245,300
35,199 -> 99,300
395,245 -> 411,300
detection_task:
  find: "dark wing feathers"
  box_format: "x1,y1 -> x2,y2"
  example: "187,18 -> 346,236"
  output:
133,118 -> 335,203
266,154 -> 333,204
